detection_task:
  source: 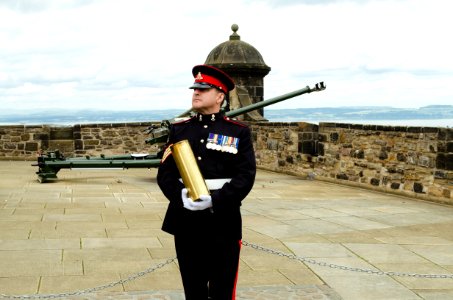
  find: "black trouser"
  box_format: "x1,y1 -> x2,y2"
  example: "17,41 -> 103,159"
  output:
174,234 -> 241,300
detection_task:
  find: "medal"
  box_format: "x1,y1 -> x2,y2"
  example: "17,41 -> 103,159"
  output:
231,137 -> 239,154
226,136 -> 234,153
205,133 -> 239,154
215,134 -> 222,150
221,136 -> 228,152
206,133 -> 215,149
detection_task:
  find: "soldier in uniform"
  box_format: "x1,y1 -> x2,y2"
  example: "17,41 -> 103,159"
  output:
157,64 -> 256,300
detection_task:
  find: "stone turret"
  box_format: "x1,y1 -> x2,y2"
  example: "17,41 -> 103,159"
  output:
205,24 -> 271,121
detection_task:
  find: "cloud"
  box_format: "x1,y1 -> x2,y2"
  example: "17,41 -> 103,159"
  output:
0,0 -> 452,112
0,0 -> 95,13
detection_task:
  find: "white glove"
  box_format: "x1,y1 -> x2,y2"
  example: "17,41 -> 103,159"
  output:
181,188 -> 193,209
197,194 -> 213,210
181,188 -> 212,211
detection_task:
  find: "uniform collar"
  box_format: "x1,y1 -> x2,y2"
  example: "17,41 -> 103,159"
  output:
196,112 -> 223,123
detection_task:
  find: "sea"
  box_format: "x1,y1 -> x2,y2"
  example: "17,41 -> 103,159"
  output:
0,118 -> 452,128
0,109 -> 451,128
270,118 -> 453,128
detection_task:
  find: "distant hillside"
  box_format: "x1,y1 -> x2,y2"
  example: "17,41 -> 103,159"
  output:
264,105 -> 453,122
0,106 -> 452,126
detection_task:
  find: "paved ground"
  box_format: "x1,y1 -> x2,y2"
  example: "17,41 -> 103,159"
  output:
1,161 -> 453,299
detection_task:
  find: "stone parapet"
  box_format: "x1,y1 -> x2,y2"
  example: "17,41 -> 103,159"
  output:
251,121 -> 452,204
0,125 -> 50,159
0,122 -> 159,160
0,121 -> 451,203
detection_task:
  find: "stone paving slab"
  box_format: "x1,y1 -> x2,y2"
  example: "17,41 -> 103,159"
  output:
2,161 -> 453,299
15,285 -> 341,300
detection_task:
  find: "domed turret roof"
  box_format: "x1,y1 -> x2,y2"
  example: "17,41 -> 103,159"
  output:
205,24 -> 270,72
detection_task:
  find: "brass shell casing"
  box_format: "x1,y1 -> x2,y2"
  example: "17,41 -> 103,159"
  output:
171,140 -> 209,201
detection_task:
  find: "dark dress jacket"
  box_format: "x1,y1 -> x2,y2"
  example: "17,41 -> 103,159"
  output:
157,112 -> 256,240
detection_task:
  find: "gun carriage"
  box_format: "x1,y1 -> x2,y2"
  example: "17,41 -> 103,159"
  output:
33,82 -> 326,182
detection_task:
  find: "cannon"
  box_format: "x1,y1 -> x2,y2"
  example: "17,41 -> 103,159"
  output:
33,82 -> 326,182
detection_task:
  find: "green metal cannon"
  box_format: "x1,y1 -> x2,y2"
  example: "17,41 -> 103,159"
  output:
33,82 -> 326,182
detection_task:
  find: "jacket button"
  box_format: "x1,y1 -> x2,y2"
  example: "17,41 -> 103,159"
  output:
204,125 -> 208,128
200,139 -> 204,143
197,156 -> 202,160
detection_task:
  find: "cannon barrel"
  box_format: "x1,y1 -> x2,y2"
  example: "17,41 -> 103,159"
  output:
145,82 -> 326,145
226,82 -> 325,118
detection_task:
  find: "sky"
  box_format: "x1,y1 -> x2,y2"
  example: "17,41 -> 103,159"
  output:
0,0 -> 452,113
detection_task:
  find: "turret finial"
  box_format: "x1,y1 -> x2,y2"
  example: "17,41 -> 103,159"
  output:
230,24 -> 240,41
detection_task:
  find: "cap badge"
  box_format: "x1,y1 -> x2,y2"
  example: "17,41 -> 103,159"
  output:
195,72 -> 203,80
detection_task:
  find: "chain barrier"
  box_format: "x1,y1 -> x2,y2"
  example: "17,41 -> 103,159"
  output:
2,240 -> 453,299
242,240 -> 453,279
0,258 -> 176,299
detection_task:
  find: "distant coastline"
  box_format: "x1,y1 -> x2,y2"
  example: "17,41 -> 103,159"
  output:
266,118 -> 452,128
0,106 -> 452,128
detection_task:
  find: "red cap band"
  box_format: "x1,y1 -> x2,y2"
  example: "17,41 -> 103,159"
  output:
194,73 -> 228,92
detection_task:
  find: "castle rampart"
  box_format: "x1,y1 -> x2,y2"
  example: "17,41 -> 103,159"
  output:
1,121 -> 451,204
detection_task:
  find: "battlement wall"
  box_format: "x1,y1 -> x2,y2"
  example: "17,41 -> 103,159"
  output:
251,121 -> 452,204
0,121 -> 451,204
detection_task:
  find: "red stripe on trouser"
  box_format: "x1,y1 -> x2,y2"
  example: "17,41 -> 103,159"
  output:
231,240 -> 242,300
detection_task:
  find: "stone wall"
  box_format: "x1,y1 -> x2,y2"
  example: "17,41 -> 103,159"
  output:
0,122 -> 158,160
72,122 -> 159,157
0,125 -> 49,159
251,121 -> 452,204
1,121 -> 451,204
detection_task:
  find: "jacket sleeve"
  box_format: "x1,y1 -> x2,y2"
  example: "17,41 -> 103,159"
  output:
210,126 -> 256,211
156,127 -> 185,206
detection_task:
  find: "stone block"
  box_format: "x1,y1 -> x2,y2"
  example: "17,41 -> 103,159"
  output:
378,150 -> 388,160
21,134 -> 30,141
428,185 -> 446,197
25,142 -> 38,152
298,141 -> 317,155
352,149 -> 364,159
40,140 -> 49,150
3,143 -> 16,150
74,139 -> 83,150
438,128 -> 453,140
336,173 -> 348,180
390,182 -> 400,189
436,153 -> 447,169
84,140 -> 100,146
124,141 -> 135,148
447,142 -> 453,153
34,133 -> 49,141
370,178 -> 380,186
446,153 -> 453,170
418,155 -> 434,168
285,156 -> 294,164
330,132 -> 339,142
318,134 -> 328,142
48,140 -> 74,154
266,139 -> 278,150
300,132 -> 313,140
413,182 -> 424,193
102,130 -> 118,137
50,128 -> 73,140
